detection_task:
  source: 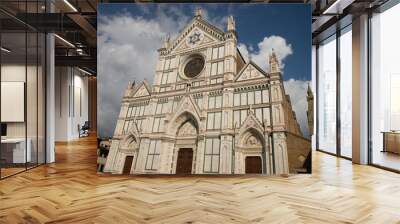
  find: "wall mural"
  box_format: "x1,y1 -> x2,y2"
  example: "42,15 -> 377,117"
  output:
97,3 -> 312,175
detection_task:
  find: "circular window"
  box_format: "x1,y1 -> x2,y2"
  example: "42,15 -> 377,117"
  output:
184,55 -> 205,78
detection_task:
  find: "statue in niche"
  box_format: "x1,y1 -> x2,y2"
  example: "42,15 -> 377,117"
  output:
246,135 -> 260,146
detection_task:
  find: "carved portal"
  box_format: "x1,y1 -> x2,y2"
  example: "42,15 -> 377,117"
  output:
120,135 -> 138,152
177,120 -> 197,137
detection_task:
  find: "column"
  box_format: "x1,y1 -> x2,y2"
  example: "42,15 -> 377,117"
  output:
352,14 -> 369,164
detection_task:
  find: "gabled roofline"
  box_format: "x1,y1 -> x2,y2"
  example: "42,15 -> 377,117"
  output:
162,16 -> 226,54
234,60 -> 269,82
131,79 -> 152,97
236,48 -> 246,64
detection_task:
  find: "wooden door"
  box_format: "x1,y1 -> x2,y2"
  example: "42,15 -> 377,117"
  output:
176,148 -> 193,174
123,156 -> 134,174
245,156 -> 262,174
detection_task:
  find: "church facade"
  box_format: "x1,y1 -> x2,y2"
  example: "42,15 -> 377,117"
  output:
104,9 -> 309,175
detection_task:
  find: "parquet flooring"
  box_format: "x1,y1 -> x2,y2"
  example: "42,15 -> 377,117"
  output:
1,135 -> 400,223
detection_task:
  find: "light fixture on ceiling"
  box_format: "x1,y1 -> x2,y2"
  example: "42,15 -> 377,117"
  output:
323,0 -> 342,14
76,48 -> 82,55
63,0 -> 78,12
322,0 -> 355,15
1,47 -> 11,53
54,34 -> 75,48
78,67 -> 92,76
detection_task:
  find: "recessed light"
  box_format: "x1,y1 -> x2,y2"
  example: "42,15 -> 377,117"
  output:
54,34 -> 75,48
78,67 -> 92,76
1,47 -> 11,53
63,0 -> 78,12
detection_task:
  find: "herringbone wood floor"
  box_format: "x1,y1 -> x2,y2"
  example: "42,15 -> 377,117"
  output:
1,135 -> 400,224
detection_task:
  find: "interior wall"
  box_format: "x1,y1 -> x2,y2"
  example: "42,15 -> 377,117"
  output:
1,64 -> 36,138
55,66 -> 89,141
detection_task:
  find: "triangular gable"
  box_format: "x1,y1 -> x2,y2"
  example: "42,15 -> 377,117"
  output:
172,95 -> 202,122
126,120 -> 140,137
173,29 -> 218,53
238,111 -> 265,136
165,95 -> 205,136
235,61 -> 268,82
166,17 -> 225,54
132,80 -> 151,98
120,123 -> 140,151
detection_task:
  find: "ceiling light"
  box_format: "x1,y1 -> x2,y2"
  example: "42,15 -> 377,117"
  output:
63,0 -> 78,12
1,47 -> 11,53
78,67 -> 92,76
323,0 -> 341,14
323,0 -> 353,15
54,34 -> 75,48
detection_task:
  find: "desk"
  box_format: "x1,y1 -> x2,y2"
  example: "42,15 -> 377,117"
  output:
382,131 -> 400,154
1,138 -> 31,163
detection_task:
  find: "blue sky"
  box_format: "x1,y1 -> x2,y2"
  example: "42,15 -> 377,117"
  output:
99,3 -> 311,81
97,3 -> 311,138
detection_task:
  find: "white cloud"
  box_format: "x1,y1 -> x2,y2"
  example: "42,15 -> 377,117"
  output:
98,7 -> 299,138
283,79 -> 310,138
98,6 -> 231,137
201,9 -> 227,31
238,35 -> 293,71
98,7 -> 191,137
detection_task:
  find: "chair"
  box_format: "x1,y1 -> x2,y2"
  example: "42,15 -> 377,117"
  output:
79,121 -> 90,138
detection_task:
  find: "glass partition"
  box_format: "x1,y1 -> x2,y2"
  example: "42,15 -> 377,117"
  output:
339,26 -> 352,158
317,35 -> 337,154
370,3 -> 400,171
1,30 -> 27,177
0,1 -> 46,179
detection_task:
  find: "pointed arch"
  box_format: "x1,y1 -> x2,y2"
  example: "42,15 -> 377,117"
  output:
174,111 -> 200,134
237,127 -> 266,151
120,133 -> 139,151
177,119 -> 198,137
167,95 -> 203,136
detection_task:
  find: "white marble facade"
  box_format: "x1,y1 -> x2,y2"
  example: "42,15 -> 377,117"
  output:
104,9 -> 304,175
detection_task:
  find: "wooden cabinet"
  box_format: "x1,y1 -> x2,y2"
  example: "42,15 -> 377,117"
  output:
382,132 -> 400,154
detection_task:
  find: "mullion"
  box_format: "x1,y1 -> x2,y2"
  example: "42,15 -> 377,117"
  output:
0,17 -> 2,178
214,112 -> 216,129
36,5 -> 39,168
336,30 -> 341,157
210,139 -> 214,172
25,2 -> 28,171
150,141 -> 157,170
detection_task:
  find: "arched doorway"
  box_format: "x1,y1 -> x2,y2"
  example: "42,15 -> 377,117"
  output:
119,134 -> 138,174
176,148 -> 193,174
238,129 -> 265,174
174,119 -> 198,174
245,156 -> 262,174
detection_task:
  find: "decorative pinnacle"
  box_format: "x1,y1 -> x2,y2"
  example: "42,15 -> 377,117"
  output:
195,8 -> 202,17
227,15 -> 235,31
